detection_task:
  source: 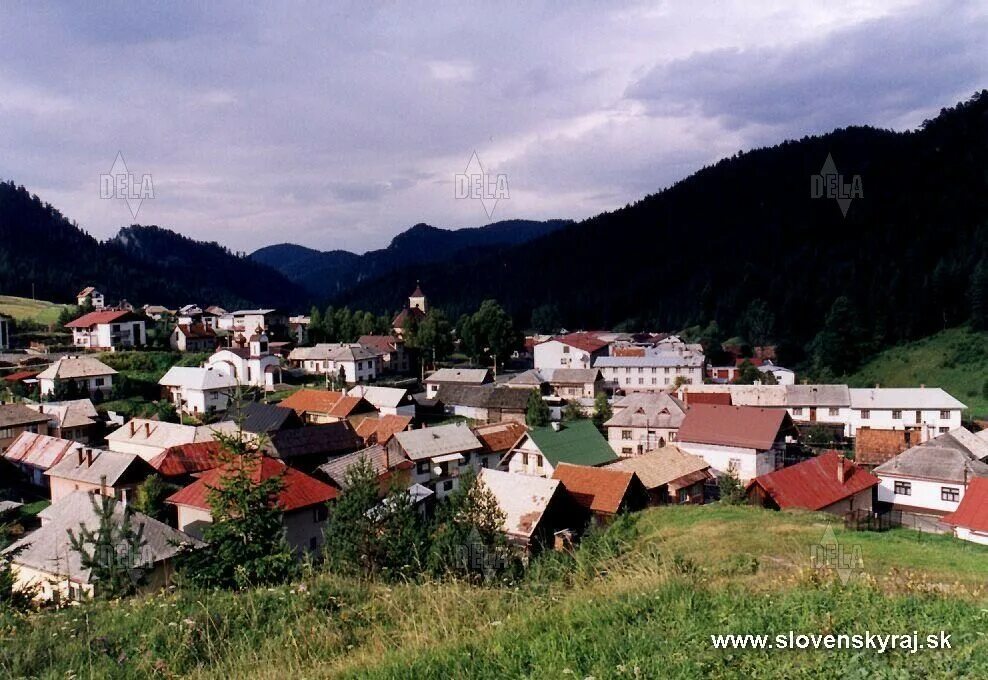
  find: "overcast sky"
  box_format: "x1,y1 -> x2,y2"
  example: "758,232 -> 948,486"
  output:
1,1 -> 984,253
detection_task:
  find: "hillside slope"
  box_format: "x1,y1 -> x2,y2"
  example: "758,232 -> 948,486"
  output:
846,326 -> 988,418
3,505 -> 986,678
251,219 -> 572,299
0,182 -> 308,310
339,91 -> 988,355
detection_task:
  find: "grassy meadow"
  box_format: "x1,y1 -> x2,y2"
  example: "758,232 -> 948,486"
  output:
847,327 -> 988,419
1,504 -> 986,678
0,295 -> 70,326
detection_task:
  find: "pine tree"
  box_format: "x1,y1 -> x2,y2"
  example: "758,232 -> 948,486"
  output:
132,474 -> 171,522
526,389 -> 550,427
322,456 -> 380,576
67,494 -> 148,599
177,429 -> 296,590
970,258 -> 988,330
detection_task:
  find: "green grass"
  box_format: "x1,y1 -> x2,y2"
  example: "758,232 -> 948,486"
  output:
0,295 -> 70,326
2,504 -> 987,678
847,326 -> 988,419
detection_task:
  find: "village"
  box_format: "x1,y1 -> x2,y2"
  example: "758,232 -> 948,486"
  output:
0,281 -> 983,603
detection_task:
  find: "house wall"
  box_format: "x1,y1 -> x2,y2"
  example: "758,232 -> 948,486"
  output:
283,506 -> 327,553
952,526 -> 988,545
786,406 -> 851,433
849,408 -> 962,439
597,365 -> 704,392
606,425 -> 678,456
48,477 -> 138,505
534,341 -> 597,371
676,441 -> 777,482
819,487 -> 874,515
40,375 -> 113,399
876,474 -> 966,515
504,437 -> 554,478
13,560 -> 172,603
0,420 -> 48,452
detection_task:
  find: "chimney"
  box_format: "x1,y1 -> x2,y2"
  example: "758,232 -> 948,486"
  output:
920,384 -> 925,389
129,421 -> 135,436
874,383 -> 880,389
836,454 -> 845,484
144,422 -> 151,437
86,448 -> 93,467
77,447 -> 84,465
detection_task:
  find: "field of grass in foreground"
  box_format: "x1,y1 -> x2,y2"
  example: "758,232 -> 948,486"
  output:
1,505 -> 987,678
0,295 -> 70,326
846,326 -> 988,419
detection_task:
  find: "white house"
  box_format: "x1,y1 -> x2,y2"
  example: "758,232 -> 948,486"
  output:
36,356 -> 117,399
595,349 -> 704,392
206,328 -> 282,390
288,344 -> 382,383
158,366 -> 240,417
75,286 -> 105,310
385,423 -> 483,499
873,428 -> 988,517
217,309 -> 286,334
65,310 -> 147,350
759,361 -> 795,385
604,392 -> 687,456
500,419 -> 616,478
533,333 -> 610,372
848,387 -> 965,439
676,404 -> 796,482
347,385 -> 416,416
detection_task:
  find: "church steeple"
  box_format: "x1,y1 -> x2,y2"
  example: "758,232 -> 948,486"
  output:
409,281 -> 427,313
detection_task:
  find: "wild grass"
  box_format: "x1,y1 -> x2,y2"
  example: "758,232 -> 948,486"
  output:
1,505 -> 986,678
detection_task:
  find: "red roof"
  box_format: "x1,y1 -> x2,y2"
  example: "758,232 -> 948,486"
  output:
677,404 -> 793,451
552,462 -> 638,515
177,323 -> 216,339
357,335 -> 399,353
942,478 -> 988,532
166,455 -> 338,512
473,421 -> 527,454
3,370 -> 39,383
747,451 -> 879,511
734,357 -> 765,367
547,332 -> 609,353
683,391 -> 733,406
279,389 -> 367,418
65,309 -> 140,328
391,307 -> 426,328
354,414 -> 413,445
149,441 -> 226,477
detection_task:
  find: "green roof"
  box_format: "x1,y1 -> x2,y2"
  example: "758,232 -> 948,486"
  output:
526,419 -> 617,467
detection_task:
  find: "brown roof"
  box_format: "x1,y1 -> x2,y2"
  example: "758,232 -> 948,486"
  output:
354,414 -> 413,445
605,446 -> 711,490
677,404 -> 793,451
65,309 -> 143,328
683,391 -> 733,406
279,389 -> 366,418
176,323 -> 216,339
357,335 -> 400,353
552,462 -> 638,515
472,421 -> 528,455
148,441 -> 226,477
544,332 -> 609,353
391,307 -> 426,328
0,404 -> 52,428
855,428 -> 916,466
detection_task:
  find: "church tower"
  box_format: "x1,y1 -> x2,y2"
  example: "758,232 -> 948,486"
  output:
409,282 -> 427,314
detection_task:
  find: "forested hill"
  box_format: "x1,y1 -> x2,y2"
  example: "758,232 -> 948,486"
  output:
338,91 -> 988,366
250,219 -> 572,299
0,184 -> 307,310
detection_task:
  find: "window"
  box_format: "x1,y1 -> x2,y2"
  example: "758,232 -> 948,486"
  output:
442,480 -> 454,491
563,346 -> 570,354
94,377 -> 105,387
522,452 -> 529,465
651,378 -> 657,385
480,457 -> 489,469
939,427 -> 949,434
669,432 -> 677,441
829,408 -> 839,416
416,461 -> 429,475
893,481 -> 911,496
664,367 -> 670,374
940,410 -> 950,419
651,367 -> 657,373
892,409 -> 902,419
638,378 -> 644,385
534,454 -> 543,468
638,367 -> 644,373
621,430 -> 632,440
313,505 -> 328,523
860,409 -> 870,420
677,488 -> 689,504
664,377 -> 670,385
941,487 -> 960,502
728,458 -> 742,472
792,407 -> 803,416
914,410 -> 922,423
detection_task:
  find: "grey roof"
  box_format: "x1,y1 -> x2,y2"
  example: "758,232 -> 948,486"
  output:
45,448 -> 149,486
425,368 -> 492,384
849,387 -> 966,410
27,399 -> 99,429
549,368 -> 601,384
785,384 -> 851,407
393,423 -> 483,461
347,385 -> 410,409
605,392 -> 686,429
159,366 -> 239,391
229,402 -> 301,434
506,369 -> 546,387
436,384 -> 530,411
289,343 -> 379,362
317,445 -> 400,488
874,429 -> 988,483
0,404 -> 52,428
36,356 -> 117,381
5,491 -> 201,583
264,422 -> 362,460
594,352 -> 704,368
478,468 -> 561,540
